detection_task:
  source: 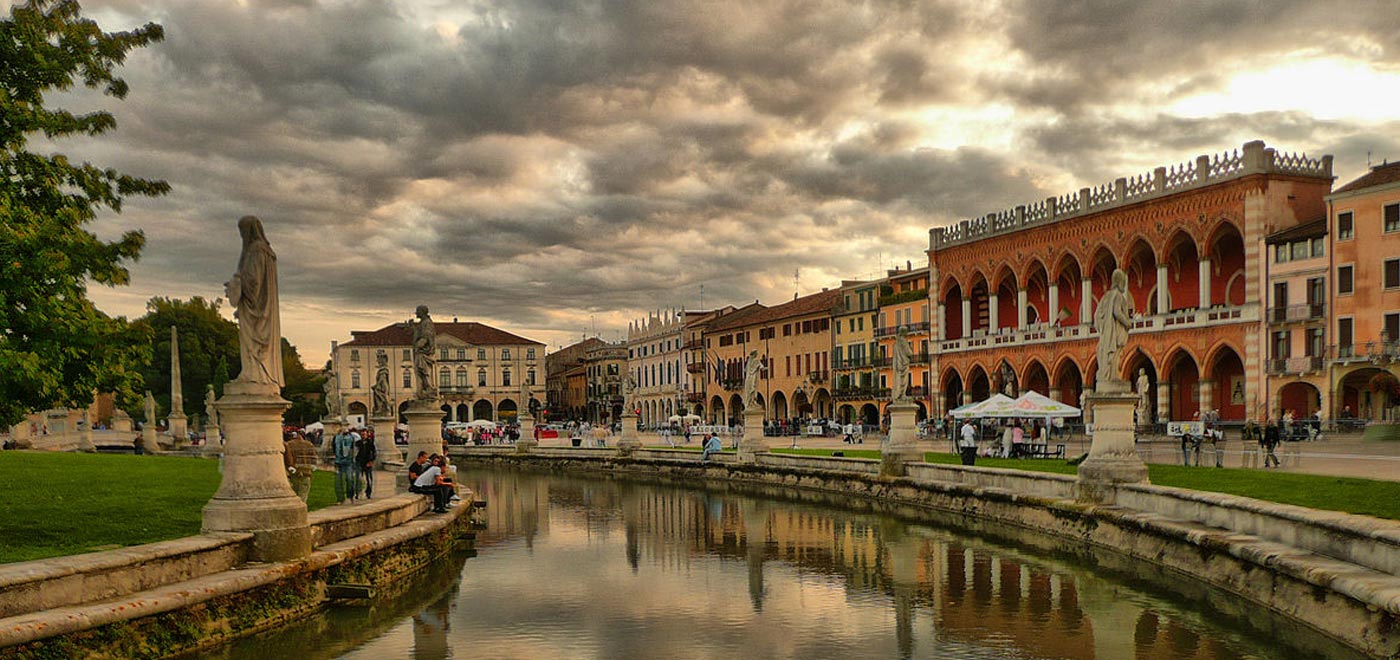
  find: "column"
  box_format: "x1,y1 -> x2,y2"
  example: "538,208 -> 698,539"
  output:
961,299 -> 972,338
1198,258 -> 1212,308
936,303 -> 946,341
1199,379 -> 1214,416
1156,264 -> 1169,313
988,293 -> 999,331
1156,380 -> 1170,423
1016,288 -> 1028,328
1048,283 -> 1060,325
1080,279 -> 1093,324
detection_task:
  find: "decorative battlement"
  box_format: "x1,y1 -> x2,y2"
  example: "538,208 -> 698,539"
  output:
930,141 -> 1333,251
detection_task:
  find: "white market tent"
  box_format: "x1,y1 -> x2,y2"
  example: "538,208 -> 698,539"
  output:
466,419 -> 497,429
668,413 -> 702,423
950,393 -> 1015,418
1005,390 -> 1082,418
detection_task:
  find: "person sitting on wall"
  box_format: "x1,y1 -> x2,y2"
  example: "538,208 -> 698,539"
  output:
408,451 -> 430,483
701,433 -> 722,461
410,454 -> 454,513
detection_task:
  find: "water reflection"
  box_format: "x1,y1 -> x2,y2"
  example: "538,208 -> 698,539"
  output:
230,468 -> 1360,660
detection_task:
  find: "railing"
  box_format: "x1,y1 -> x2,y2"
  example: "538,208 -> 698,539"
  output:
440,385 -> 476,395
1266,356 -> 1324,375
834,387 -> 890,401
685,362 -> 705,374
931,141 -> 1333,250
1268,303 -> 1325,324
807,370 -> 828,384
834,358 -> 874,370
936,305 -> 1255,355
874,322 -> 931,338
1331,341 -> 1400,364
685,392 -> 706,403
720,378 -> 743,391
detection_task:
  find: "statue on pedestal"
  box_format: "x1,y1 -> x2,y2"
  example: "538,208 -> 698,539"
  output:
372,365 -> 391,418
412,305 -> 437,401
742,350 -> 762,411
892,329 -> 912,403
205,385 -> 219,428
226,216 -> 283,386
144,391 -> 157,428
622,375 -> 636,415
322,369 -> 340,420
1093,269 -> 1134,392
1135,368 -> 1151,422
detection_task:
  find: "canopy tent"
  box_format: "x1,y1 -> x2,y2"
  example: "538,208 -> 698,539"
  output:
466,419 -> 497,429
303,421 -> 324,433
1006,390 -> 1081,418
668,414 -> 702,423
950,393 -> 1015,418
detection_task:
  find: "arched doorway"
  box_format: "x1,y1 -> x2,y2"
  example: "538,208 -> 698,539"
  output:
440,404 -> 452,423
1164,231 -> 1200,311
994,266 -> 1018,331
1164,350 -> 1200,421
346,401 -> 368,426
942,368 -> 964,414
472,399 -> 493,422
943,280 -> 964,340
968,365 -> 991,402
838,404 -> 855,424
1024,260 -> 1050,327
1206,221 -> 1247,306
1055,253 -> 1083,326
1089,246 -> 1117,311
455,403 -> 470,421
1022,360 -> 1050,396
770,391 -> 788,420
1052,357 -> 1083,408
1123,351 -> 1157,424
1338,367 -> 1397,421
710,396 -> 725,424
498,399 -> 518,423
793,389 -> 812,418
914,401 -> 927,422
1124,238 -> 1158,315
813,388 -> 831,418
1279,382 -> 1321,419
968,272 -> 990,334
397,400 -> 411,425
1206,346 -> 1246,420
993,359 -> 1018,397
860,403 -> 879,426
728,394 -> 743,424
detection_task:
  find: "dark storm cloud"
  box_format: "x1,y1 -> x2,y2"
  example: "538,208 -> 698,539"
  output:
66,0 -> 1400,356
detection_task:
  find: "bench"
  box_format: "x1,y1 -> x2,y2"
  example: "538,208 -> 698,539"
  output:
1023,443 -> 1066,459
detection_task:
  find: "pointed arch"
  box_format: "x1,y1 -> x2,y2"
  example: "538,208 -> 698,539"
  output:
1023,258 -> 1050,326
1163,229 -> 1201,311
993,265 -> 1019,330
1124,237 -> 1159,315
1054,252 -> 1084,326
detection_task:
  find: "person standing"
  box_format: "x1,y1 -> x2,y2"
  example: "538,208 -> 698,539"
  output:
958,419 -> 978,466
333,427 -> 359,502
356,430 -> 377,499
1262,419 -> 1281,468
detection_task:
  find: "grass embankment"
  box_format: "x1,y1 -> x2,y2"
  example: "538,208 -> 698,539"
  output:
650,445 -> 1400,521
0,452 -> 336,564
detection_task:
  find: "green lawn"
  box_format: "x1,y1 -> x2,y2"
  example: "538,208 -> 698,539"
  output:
0,452 -> 335,564
765,448 -> 1400,520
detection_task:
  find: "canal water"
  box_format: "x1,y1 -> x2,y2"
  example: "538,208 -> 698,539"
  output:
209,467 -> 1358,660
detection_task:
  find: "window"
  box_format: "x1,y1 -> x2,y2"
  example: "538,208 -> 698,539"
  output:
1386,203 -> 1400,233
477,368 -> 487,387
783,324 -> 792,337
1272,331 -> 1290,360
350,350 -> 360,362
503,348 -> 511,360
1386,259 -> 1400,289
1273,282 -> 1288,308
1306,328 -> 1324,357
402,369 -> 412,389
1311,237 -> 1325,258
1337,211 -> 1354,240
457,348 -> 466,360
1338,318 -> 1354,355
478,348 -> 486,360
528,369 -> 537,386
1338,265 -> 1354,295
456,369 -> 469,387
527,348 -> 536,360
1274,244 -> 1288,263
1386,313 -> 1400,342
439,348 -> 449,361
503,370 -> 512,387
351,370 -> 361,389
402,349 -> 410,362
1290,240 -> 1308,261
439,369 -> 451,388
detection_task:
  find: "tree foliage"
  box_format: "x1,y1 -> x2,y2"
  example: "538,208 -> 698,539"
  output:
131,297 -> 239,420
281,338 -> 326,425
0,1 -> 167,426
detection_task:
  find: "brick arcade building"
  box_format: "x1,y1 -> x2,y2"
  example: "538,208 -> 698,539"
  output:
928,141 -> 1334,424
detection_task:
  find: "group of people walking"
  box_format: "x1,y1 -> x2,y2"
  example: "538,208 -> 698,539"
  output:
331,427 -> 377,502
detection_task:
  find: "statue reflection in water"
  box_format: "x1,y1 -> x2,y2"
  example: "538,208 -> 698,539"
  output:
412,589 -> 455,660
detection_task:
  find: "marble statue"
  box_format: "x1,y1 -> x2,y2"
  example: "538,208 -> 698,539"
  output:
144,391 -> 156,427
891,328 -> 912,403
204,385 -> 219,428
623,375 -> 636,414
225,216 -> 283,386
1136,369 -> 1151,422
743,349 -> 762,410
1001,361 -> 1017,397
371,367 -> 391,417
1093,268 -> 1134,391
322,369 -> 340,419
412,305 -> 437,401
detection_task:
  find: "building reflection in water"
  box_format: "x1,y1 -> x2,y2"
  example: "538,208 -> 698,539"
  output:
439,468 -> 1339,660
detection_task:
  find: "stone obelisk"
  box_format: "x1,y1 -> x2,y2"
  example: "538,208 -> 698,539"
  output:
202,216 -> 310,562
167,326 -> 188,444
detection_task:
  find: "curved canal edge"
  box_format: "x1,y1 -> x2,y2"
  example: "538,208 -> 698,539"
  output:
450,446 -> 1400,659
0,493 -> 476,660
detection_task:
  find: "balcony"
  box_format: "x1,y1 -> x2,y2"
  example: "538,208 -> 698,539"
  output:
1268,303 -> 1326,324
1331,341 -> 1400,364
440,385 -> 476,396
807,370 -> 828,384
686,392 -> 706,403
686,362 -> 706,374
683,338 -> 704,350
720,378 -> 744,391
834,358 -> 871,370
1266,356 -> 1324,375
834,386 -> 890,401
874,321 -> 931,338
936,305 -> 1256,355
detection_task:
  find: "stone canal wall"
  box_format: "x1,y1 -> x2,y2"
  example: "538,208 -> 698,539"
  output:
451,447 -> 1400,659
0,493 -> 473,660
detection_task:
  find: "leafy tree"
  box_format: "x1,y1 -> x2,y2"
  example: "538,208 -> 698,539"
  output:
0,1 -> 167,426
281,338 -> 326,425
131,297 -> 239,419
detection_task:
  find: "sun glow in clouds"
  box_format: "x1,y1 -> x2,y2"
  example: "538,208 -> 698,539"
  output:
1171,56 -> 1400,123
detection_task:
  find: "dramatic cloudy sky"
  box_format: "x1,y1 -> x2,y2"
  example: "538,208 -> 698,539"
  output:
38,0 -> 1400,362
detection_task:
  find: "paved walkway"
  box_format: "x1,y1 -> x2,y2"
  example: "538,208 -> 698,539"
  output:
531,429 -> 1400,482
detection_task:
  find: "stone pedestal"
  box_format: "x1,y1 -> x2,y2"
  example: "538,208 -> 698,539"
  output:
168,414 -> 188,445
370,415 -> 403,471
76,419 -> 96,453
516,413 -> 538,453
140,424 -> 160,454
880,401 -> 922,476
1077,391 -> 1149,504
202,425 -> 222,456
616,412 -> 642,454
201,380 -> 311,562
400,402 -> 442,488
111,410 -> 132,433
737,409 -> 768,462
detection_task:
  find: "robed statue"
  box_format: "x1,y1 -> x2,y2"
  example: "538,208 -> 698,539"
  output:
1135,369 -> 1151,423
412,305 -> 437,401
322,370 -> 340,419
225,216 -> 284,386
204,385 -> 219,428
144,390 -> 157,426
892,328 -> 912,403
622,375 -> 636,414
371,368 -> 391,417
1093,268 -> 1134,391
742,350 -> 762,410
